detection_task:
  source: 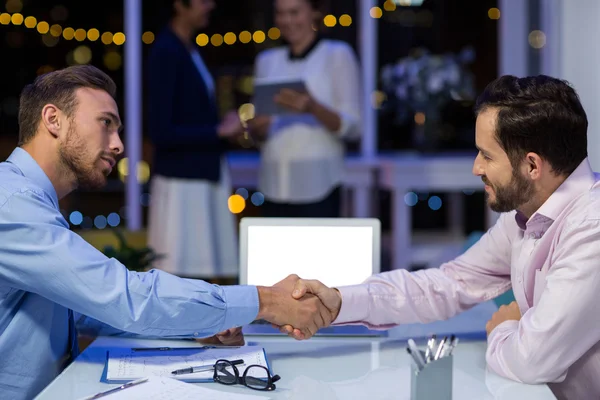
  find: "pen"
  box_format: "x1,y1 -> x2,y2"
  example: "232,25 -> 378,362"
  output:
434,336 -> 447,360
425,335 -> 436,363
131,347 -> 172,352
81,377 -> 149,399
407,339 -> 427,368
439,334 -> 454,358
132,345 -> 243,352
448,337 -> 459,356
406,347 -> 425,371
171,358 -> 244,375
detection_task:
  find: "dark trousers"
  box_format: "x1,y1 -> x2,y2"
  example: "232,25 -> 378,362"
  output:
262,186 -> 341,218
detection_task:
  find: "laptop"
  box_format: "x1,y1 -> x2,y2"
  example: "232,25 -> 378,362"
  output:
239,217 -> 387,336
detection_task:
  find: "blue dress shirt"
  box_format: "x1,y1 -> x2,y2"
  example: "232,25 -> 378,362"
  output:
0,148 -> 259,399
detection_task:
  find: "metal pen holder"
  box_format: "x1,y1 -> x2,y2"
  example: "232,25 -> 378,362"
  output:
410,351 -> 453,400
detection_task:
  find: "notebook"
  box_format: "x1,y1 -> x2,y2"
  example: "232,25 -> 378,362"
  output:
105,346 -> 272,383
239,218 -> 387,337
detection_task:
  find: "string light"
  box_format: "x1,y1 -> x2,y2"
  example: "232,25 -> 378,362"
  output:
101,32 -> 113,45
488,8 -> 501,20
74,28 -> 86,41
23,16 -> 36,28
50,24 -> 62,37
323,14 -> 337,27
339,14 -> 352,27
142,31 -> 154,44
224,32 -> 236,45
63,27 -> 75,40
112,32 -> 126,45
0,11 -> 359,49
36,21 -> 49,34
196,33 -> 209,46
267,27 -> 280,40
239,31 -> 252,44
370,7 -> 383,19
0,13 -> 11,25
211,33 -> 223,46
87,28 -> 100,41
10,13 -> 23,25
253,30 -> 266,44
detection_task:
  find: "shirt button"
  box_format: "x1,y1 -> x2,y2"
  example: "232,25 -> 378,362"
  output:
529,233 -> 536,239
193,332 -> 199,337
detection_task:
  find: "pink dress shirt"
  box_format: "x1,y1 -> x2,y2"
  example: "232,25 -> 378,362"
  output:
335,158 -> 600,400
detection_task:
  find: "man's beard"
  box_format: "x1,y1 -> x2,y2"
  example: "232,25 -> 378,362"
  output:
59,125 -> 107,190
484,168 -> 534,213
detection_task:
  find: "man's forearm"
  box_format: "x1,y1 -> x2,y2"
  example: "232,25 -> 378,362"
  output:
256,286 -> 275,321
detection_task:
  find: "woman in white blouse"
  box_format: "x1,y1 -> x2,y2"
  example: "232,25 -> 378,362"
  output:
249,0 -> 361,218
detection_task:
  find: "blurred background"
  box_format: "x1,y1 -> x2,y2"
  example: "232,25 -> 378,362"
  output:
1,0 -> 594,281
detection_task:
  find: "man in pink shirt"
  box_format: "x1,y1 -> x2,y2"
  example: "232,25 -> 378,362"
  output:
281,75 -> 600,400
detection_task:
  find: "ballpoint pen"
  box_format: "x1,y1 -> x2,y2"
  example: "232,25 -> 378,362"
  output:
439,334 -> 455,358
448,337 -> 459,356
81,377 -> 149,399
132,345 -> 243,352
407,339 -> 427,368
434,336 -> 447,360
425,335 -> 436,363
406,347 -> 425,371
171,358 -> 244,375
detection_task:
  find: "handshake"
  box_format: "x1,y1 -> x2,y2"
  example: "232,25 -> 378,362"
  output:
256,274 -> 342,340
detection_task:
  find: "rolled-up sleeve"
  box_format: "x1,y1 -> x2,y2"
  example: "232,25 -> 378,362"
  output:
486,219 -> 600,384
334,213 -> 514,329
0,190 -> 259,338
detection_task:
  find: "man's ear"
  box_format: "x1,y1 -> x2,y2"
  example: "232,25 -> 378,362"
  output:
40,104 -> 63,139
525,152 -> 544,180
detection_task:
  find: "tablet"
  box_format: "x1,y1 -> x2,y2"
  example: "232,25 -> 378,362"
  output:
253,79 -> 307,116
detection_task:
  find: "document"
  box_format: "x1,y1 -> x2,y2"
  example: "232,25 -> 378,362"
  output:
106,346 -> 271,383
79,376 -> 271,400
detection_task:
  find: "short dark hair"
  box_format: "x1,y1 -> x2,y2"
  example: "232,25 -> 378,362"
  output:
18,65 -> 116,146
475,75 -> 588,176
169,0 -> 191,18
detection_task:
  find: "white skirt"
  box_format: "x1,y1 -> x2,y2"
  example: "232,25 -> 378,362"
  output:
147,160 -> 238,278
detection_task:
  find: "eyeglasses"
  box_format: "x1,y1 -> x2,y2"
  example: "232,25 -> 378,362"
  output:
213,359 -> 281,391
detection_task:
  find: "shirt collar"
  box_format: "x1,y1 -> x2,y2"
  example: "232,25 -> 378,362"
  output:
515,157 -> 596,230
288,35 -> 322,60
6,147 -> 59,209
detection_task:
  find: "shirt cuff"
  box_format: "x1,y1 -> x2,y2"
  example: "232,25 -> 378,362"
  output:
221,286 -> 260,330
335,112 -> 359,139
332,284 -> 370,324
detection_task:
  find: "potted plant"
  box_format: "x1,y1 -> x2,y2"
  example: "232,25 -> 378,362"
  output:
102,228 -> 163,272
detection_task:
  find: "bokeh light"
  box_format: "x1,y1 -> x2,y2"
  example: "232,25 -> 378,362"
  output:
69,211 -> 83,225
235,188 -> 249,200
428,196 -> 442,211
228,194 -> 246,214
251,192 -> 265,206
404,192 -> 418,207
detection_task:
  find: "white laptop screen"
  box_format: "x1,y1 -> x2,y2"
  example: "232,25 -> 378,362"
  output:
246,225 -> 374,287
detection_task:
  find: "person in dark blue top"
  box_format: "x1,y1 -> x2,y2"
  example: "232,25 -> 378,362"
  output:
146,0 -> 243,279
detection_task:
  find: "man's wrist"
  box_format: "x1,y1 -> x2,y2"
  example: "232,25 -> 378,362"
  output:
256,286 -> 274,321
331,288 -> 342,320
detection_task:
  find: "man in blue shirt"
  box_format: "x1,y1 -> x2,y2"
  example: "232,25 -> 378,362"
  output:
0,65 -> 333,399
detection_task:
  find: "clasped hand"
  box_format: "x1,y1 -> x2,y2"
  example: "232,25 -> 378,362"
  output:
486,301 -> 521,336
259,274 -> 341,340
